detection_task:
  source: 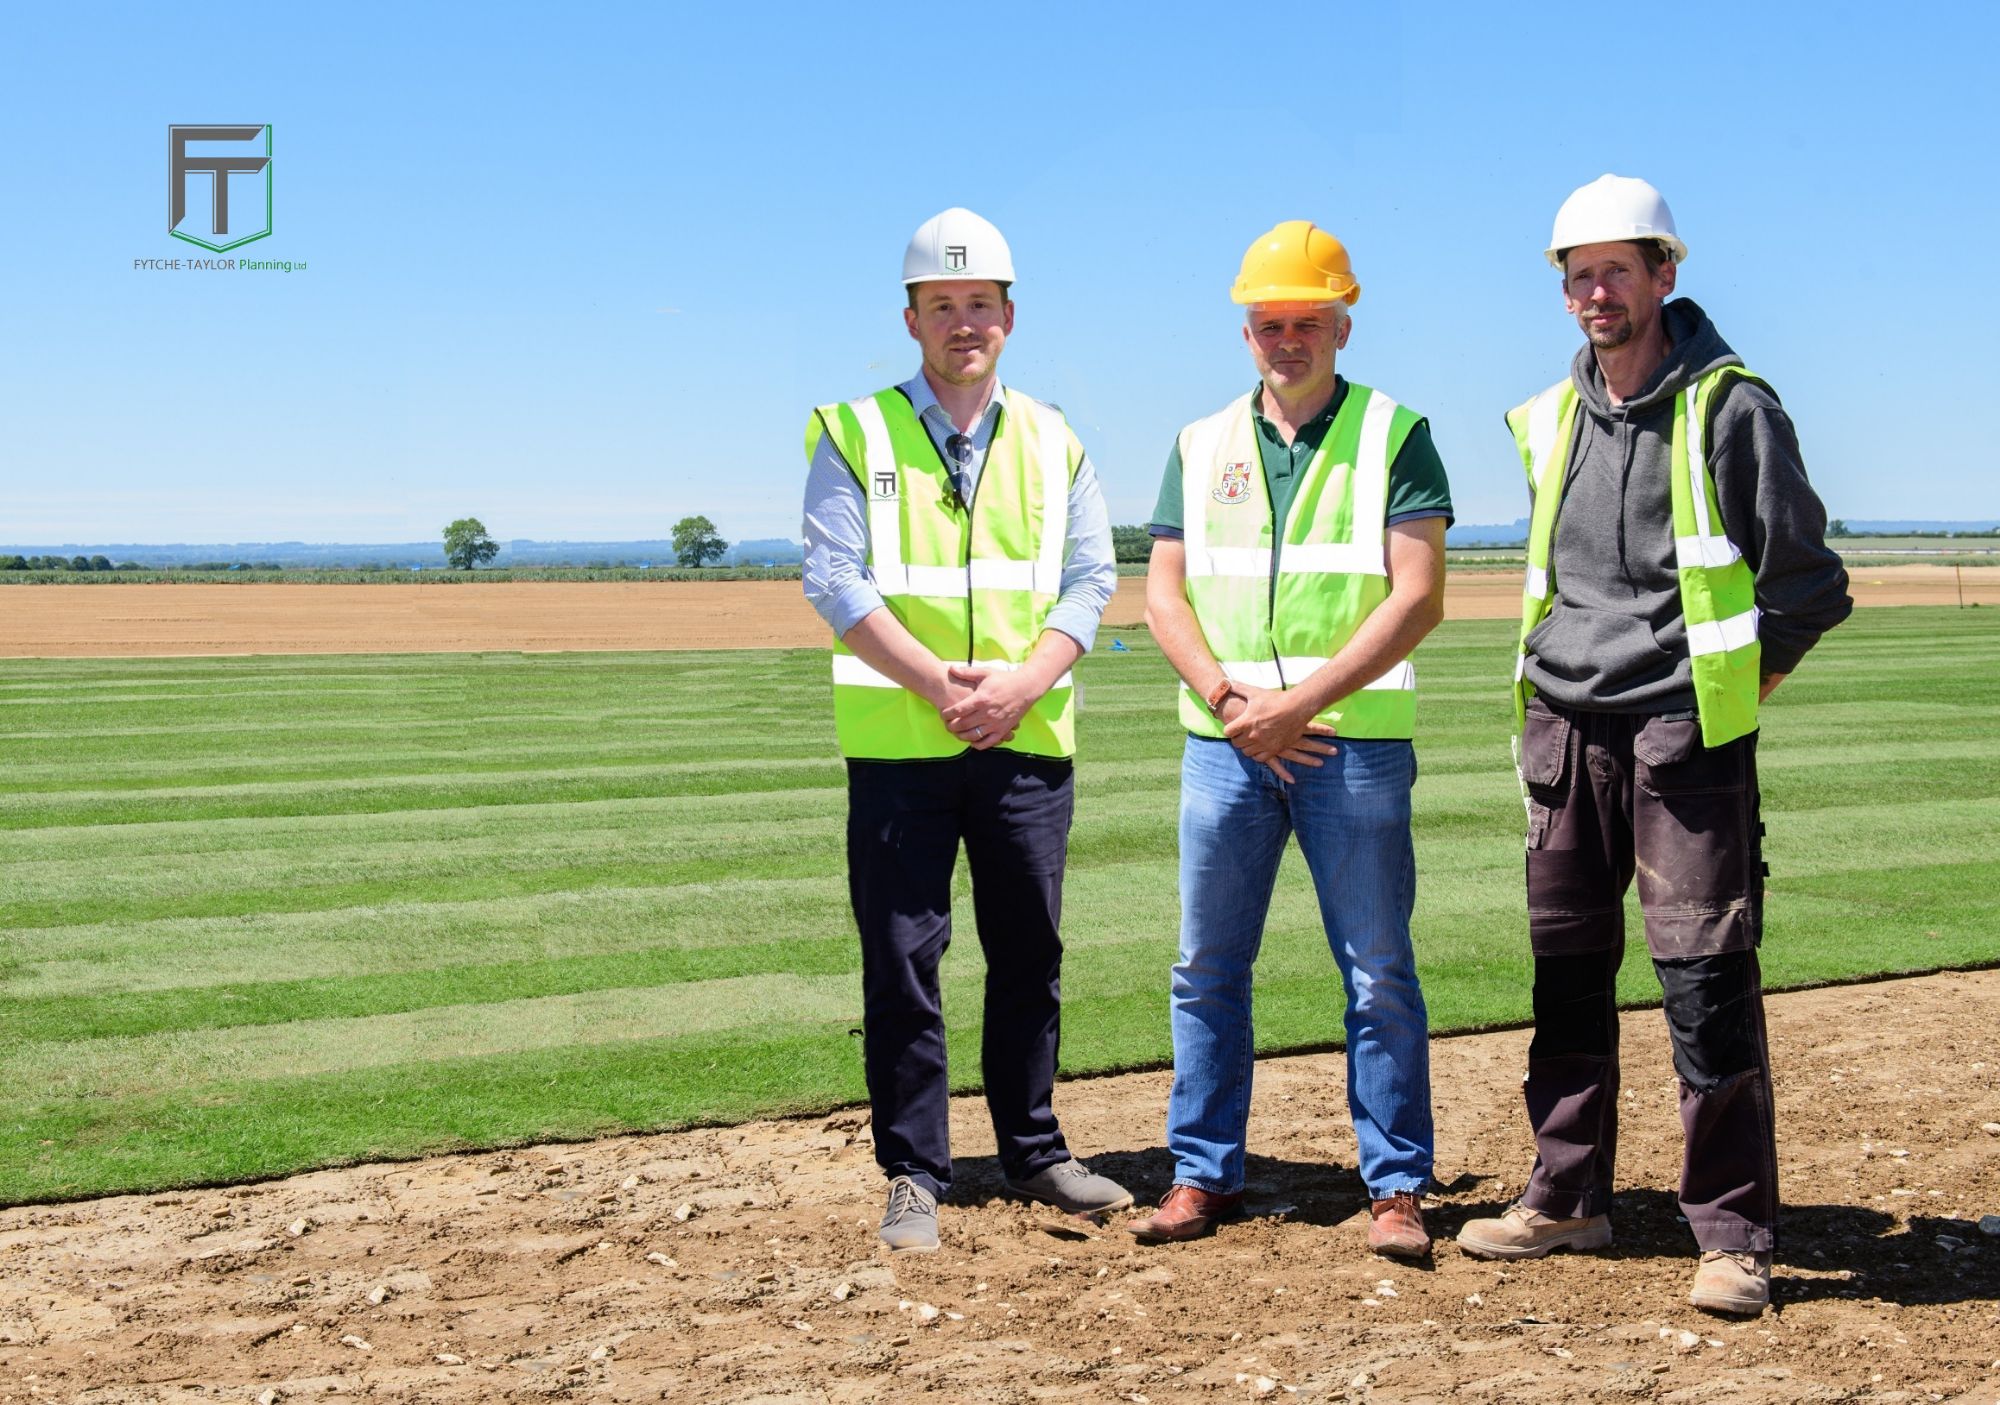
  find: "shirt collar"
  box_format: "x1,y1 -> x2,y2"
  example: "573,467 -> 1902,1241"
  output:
1251,375 -> 1347,434
900,369 -> 1007,436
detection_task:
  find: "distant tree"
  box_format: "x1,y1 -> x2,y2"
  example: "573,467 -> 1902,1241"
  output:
1826,518 -> 1850,538
443,517 -> 500,571
1111,524 -> 1153,563
70,555 -> 90,571
0,555 -> 25,570
671,515 -> 729,568
89,554 -> 112,571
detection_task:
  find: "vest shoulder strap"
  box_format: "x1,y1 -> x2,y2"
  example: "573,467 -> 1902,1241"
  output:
1687,365 -> 1770,546
1177,392 -> 1256,462
1002,388 -> 1083,480
1508,378 -> 1576,493
1693,364 -> 1772,415
805,389 -> 911,489
803,401 -> 843,464
1337,382 -> 1425,482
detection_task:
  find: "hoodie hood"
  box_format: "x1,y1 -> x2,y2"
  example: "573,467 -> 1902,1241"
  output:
1570,298 -> 1741,419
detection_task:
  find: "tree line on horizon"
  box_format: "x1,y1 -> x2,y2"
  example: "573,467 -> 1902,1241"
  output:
2,554 -> 137,571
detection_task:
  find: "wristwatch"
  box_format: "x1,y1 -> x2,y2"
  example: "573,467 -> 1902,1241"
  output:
1203,676 -> 1236,716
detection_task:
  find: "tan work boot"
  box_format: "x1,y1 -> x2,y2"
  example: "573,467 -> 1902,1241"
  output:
1367,1191 -> 1432,1259
1690,1249 -> 1771,1315
1455,1202 -> 1612,1260
1126,1185 -> 1244,1243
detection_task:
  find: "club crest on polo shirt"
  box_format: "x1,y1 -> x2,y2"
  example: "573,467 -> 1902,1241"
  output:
871,469 -> 898,500
1212,462 -> 1253,505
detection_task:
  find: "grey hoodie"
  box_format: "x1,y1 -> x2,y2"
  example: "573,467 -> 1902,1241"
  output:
1523,298 -> 1852,714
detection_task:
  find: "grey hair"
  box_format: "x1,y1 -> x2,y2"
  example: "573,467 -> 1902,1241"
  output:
1247,301 -> 1350,329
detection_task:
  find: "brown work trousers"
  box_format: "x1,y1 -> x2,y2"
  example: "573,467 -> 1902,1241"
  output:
1517,697 -> 1777,1253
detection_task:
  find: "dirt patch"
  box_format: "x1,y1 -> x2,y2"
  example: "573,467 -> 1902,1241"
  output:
3,566 -> 1992,658
4,971 -> 1996,1403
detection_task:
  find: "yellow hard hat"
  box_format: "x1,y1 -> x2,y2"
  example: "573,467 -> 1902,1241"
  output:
1231,220 -> 1360,307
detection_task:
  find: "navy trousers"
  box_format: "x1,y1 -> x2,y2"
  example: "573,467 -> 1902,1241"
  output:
847,748 -> 1075,1200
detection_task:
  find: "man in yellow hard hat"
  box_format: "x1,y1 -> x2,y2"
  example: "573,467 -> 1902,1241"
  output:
1455,176 -> 1850,1316
800,207 -> 1131,1253
1131,222 -> 1452,1257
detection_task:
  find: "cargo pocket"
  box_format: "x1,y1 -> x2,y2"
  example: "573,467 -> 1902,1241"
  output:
1519,697 -> 1573,807
1634,716 -> 1745,797
1633,716 -> 1757,959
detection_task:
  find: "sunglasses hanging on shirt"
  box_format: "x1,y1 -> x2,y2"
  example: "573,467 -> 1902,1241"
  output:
945,433 -> 975,507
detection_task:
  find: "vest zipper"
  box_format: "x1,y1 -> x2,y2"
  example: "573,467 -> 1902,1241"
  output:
920,415 -> 977,665
1266,497 -> 1285,689
901,386 -> 980,665
961,463 -> 980,666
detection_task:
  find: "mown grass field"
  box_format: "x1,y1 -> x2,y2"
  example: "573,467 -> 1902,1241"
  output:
4,608 -> 1997,1204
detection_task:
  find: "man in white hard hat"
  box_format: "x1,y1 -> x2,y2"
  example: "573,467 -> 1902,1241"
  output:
1456,176 -> 1850,1315
801,207 -> 1129,1252
1132,221 -> 1451,1258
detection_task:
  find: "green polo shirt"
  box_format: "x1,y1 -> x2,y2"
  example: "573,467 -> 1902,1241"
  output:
1150,378 -> 1454,540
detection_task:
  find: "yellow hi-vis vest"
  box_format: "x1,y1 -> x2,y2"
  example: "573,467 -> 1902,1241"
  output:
803,386 -> 1081,760
1506,366 -> 1763,749
1177,383 -> 1424,739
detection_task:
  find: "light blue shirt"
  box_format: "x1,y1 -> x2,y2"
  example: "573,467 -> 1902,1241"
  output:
801,371 -> 1116,652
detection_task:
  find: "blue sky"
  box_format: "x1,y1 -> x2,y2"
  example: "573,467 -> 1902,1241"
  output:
4,1 -> 1995,545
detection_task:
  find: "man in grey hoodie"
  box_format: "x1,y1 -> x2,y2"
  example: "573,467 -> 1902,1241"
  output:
1455,176 -> 1851,1317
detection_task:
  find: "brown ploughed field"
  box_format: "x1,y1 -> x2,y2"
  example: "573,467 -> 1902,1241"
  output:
3,564 -> 1993,657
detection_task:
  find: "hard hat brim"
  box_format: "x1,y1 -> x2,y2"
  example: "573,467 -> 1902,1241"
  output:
902,271 -> 1016,286
1230,283 -> 1359,307
1544,234 -> 1689,269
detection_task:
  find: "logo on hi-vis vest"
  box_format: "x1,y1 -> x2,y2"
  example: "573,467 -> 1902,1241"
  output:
872,470 -> 898,500
1212,462 -> 1253,505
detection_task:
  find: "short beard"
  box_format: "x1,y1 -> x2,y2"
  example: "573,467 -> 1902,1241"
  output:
1583,317 -> 1633,350
927,351 -> 989,387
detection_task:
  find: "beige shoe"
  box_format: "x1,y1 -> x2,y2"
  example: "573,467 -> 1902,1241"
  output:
1456,1202 -> 1613,1260
1690,1249 -> 1771,1316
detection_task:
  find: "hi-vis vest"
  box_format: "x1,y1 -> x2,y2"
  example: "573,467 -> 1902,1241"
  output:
1178,383 -> 1423,739
1507,366 -> 1763,749
804,386 -> 1080,760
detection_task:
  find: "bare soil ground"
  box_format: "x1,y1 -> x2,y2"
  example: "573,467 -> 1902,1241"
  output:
5,971 -> 1996,1404
4,566 -> 1993,657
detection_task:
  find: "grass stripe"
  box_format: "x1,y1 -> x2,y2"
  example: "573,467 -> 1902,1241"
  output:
4,974 -> 859,1100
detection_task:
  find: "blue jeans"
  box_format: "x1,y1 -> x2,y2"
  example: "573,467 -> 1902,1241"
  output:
1168,734 -> 1433,1198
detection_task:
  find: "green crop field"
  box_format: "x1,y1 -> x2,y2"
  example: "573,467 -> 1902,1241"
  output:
4,608 -> 1997,1205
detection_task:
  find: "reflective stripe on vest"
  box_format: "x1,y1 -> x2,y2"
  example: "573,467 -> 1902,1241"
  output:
1177,383 -> 1422,740
1505,366 -> 1763,750
804,386 -> 1078,760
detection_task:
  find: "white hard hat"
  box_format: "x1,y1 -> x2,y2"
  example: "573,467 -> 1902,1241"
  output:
1545,174 -> 1688,268
902,207 -> 1016,286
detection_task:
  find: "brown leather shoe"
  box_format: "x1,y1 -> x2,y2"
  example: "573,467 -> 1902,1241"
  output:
1126,1185 -> 1244,1243
1368,1191 -> 1432,1259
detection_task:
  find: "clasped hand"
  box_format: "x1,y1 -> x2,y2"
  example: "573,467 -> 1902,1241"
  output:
937,663 -> 1038,750
1219,683 -> 1337,782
